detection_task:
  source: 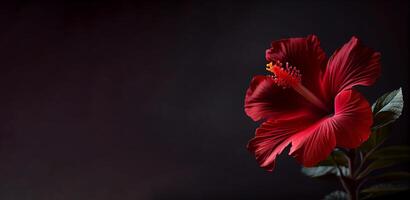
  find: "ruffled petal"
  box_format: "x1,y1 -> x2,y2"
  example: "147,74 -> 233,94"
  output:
244,75 -> 314,121
332,89 -> 373,148
247,110 -> 319,171
323,37 -> 381,99
266,34 -> 327,95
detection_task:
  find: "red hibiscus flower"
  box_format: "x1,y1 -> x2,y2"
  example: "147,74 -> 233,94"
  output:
245,35 -> 381,171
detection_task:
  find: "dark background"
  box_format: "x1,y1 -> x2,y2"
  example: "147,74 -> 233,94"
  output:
0,0 -> 408,199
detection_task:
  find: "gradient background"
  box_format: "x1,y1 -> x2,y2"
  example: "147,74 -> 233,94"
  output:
0,0 -> 408,199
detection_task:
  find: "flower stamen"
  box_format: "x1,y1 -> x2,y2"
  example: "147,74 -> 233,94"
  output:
266,61 -> 328,111
266,61 -> 301,88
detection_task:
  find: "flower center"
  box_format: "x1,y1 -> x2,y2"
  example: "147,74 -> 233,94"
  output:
266,61 -> 301,88
266,61 -> 328,111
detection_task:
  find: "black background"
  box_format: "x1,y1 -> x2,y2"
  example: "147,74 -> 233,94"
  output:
0,0 -> 408,199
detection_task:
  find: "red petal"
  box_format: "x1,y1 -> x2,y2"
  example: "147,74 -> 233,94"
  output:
247,110 -> 319,171
289,118 -> 337,167
332,89 -> 373,148
323,37 -> 381,99
265,35 -> 327,95
289,89 -> 372,167
244,75 -> 314,121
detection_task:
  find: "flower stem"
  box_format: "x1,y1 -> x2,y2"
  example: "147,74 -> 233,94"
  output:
333,150 -> 360,200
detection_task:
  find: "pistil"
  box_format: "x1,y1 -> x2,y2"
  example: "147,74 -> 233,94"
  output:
266,61 -> 328,112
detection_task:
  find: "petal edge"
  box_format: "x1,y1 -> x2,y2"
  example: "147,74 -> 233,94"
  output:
323,36 -> 381,99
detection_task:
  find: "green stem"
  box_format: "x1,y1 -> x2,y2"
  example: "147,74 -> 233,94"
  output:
348,150 -> 359,200
333,150 -> 359,200
355,138 -> 387,178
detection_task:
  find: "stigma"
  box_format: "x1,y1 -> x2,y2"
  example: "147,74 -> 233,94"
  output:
266,61 -> 301,88
266,61 -> 328,112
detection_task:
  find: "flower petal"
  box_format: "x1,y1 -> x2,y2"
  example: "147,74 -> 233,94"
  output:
289,118 -> 337,167
289,89 -> 372,167
266,34 -> 327,94
244,75 -> 313,121
332,89 -> 373,148
247,110 -> 319,171
323,37 -> 381,99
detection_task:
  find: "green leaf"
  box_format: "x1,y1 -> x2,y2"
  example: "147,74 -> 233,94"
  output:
361,88 -> 404,153
323,190 -> 348,200
360,125 -> 392,153
357,158 -> 408,179
303,150 -> 349,178
360,183 -> 409,200
368,145 -> 410,161
358,146 -> 410,179
317,149 -> 348,167
361,183 -> 409,198
372,88 -> 403,129
301,166 -> 349,178
372,171 -> 410,181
